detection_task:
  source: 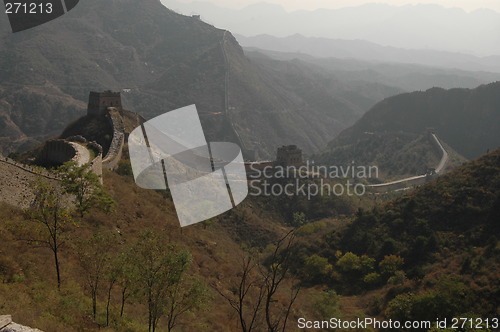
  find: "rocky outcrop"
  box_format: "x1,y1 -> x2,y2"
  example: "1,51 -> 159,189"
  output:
0,316 -> 43,332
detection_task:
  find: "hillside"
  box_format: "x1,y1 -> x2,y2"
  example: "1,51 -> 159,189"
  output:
0,0 -> 404,160
320,82 -> 500,173
315,131 -> 467,179
291,148 -> 500,323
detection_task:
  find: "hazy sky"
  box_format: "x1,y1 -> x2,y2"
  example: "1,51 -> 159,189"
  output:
175,0 -> 500,12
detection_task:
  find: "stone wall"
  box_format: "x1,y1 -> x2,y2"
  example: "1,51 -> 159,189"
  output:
102,108 -> 125,170
0,158 -> 60,208
88,142 -> 103,183
367,175 -> 430,193
0,156 -> 60,180
0,315 -> 43,332
276,145 -> 302,166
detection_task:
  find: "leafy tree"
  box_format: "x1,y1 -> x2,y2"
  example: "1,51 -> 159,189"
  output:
132,230 -> 200,332
387,270 -> 407,285
312,290 -> 340,319
74,232 -> 114,321
58,161 -> 115,217
379,255 -> 405,278
385,292 -> 415,322
164,276 -> 211,331
290,212 -> 306,227
303,254 -> 333,283
23,180 -> 73,289
363,272 -> 382,286
115,160 -> 133,177
336,252 -> 361,273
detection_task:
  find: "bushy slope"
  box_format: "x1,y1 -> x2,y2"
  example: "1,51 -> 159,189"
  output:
327,82 -> 500,160
315,132 -> 467,179
292,149 -> 500,323
0,168 -> 308,331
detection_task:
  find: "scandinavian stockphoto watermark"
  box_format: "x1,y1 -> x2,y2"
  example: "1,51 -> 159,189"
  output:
127,105 -> 378,226
248,161 -> 379,199
128,105 -> 248,227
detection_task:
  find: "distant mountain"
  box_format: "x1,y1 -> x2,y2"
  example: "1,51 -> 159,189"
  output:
0,0 -> 398,159
320,82 -> 500,167
244,48 -> 500,93
0,0 -> 230,153
162,0 -> 500,56
237,34 -> 500,73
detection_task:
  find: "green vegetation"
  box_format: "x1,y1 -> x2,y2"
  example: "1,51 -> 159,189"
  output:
58,161 -> 115,217
60,116 -> 114,156
289,148 -> 500,326
325,82 -> 500,160
20,180 -> 73,289
316,132 -> 452,179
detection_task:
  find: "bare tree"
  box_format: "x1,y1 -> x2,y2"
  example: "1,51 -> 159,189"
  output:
216,230 -> 300,332
261,230 -> 300,332
214,256 -> 265,332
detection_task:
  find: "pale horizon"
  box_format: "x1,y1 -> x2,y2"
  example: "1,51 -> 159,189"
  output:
173,0 -> 500,13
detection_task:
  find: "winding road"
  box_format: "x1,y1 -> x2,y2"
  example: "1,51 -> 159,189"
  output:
367,133 -> 449,191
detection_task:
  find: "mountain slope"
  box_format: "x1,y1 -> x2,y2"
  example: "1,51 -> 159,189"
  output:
0,0 -> 401,159
322,82 -> 500,165
292,148 -> 500,321
0,0 -> 229,153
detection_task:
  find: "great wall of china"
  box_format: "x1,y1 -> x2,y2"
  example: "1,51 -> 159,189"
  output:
0,85 -> 452,210
0,315 -> 42,332
367,132 -> 449,192
221,30 -> 256,161
102,107 -> 125,170
0,91 -> 126,208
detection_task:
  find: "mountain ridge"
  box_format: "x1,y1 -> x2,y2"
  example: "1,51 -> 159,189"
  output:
162,0 -> 500,55
237,33 -> 500,73
0,0 -> 405,159
323,82 -> 500,164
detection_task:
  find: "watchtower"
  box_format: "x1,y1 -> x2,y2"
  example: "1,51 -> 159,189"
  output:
276,145 -> 303,167
87,91 -> 122,116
